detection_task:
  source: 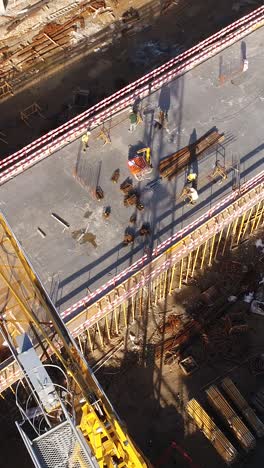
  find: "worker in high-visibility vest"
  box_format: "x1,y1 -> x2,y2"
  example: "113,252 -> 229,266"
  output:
137,147 -> 152,167
81,131 -> 91,152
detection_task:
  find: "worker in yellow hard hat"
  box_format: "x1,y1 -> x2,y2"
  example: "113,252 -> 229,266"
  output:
187,172 -> 197,183
81,131 -> 91,152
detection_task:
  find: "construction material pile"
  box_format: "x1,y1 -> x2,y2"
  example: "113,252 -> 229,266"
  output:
186,399 -> 238,465
221,377 -> 264,438
206,385 -> 256,452
159,129 -> 224,180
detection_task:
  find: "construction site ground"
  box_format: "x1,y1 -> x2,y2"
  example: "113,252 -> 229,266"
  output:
0,0 -> 262,156
1,25 -> 264,314
93,225 -> 264,468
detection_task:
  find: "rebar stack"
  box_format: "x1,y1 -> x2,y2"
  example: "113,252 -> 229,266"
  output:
159,129 -> 224,180
221,378 -> 264,438
206,385 -> 256,452
186,399 -> 238,465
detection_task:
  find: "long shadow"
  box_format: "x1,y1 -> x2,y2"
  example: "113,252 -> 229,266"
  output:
57,139 -> 264,309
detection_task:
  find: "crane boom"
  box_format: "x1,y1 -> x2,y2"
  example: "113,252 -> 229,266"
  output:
0,213 -> 149,467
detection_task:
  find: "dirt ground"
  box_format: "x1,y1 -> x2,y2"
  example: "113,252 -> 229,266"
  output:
91,227 -> 264,468
0,0 -> 262,158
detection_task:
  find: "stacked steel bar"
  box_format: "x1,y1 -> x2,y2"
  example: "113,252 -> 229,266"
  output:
159,129 -> 224,180
186,399 -> 238,465
252,390 -> 264,416
206,385 -> 256,452
221,378 -> 264,438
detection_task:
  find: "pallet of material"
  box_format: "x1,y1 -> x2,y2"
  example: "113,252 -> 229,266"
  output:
206,385 -> 256,452
221,378 -> 264,438
159,129 -> 224,180
186,399 -> 238,465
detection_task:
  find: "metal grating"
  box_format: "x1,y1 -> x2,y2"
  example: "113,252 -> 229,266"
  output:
32,421 -> 97,468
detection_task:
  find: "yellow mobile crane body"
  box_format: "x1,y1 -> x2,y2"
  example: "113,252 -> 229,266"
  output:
0,213 -> 149,468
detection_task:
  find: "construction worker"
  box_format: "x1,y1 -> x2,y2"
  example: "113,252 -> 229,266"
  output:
154,109 -> 167,130
129,108 -> 137,132
187,187 -> 199,205
137,147 -> 152,167
210,160 -> 228,184
180,183 -> 198,205
81,131 -> 91,152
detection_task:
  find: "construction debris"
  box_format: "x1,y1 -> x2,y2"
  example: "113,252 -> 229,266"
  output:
103,206 -> 111,218
95,186 -> 104,200
186,399 -> 239,465
139,223 -> 151,236
37,227 -> 46,238
120,178 -> 133,194
159,129 -> 224,180
51,212 -> 70,229
123,230 -> 134,245
179,356 -> 198,375
111,169 -> 120,183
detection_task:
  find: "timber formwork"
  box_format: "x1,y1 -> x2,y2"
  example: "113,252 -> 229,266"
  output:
0,175 -> 264,394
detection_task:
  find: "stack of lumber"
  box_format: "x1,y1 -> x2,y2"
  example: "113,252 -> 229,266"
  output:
186,399 -> 238,465
221,377 -> 264,438
159,129 -> 224,180
206,385 -> 256,452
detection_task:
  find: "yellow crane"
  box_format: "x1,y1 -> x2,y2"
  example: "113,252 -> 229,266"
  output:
0,213 -> 149,468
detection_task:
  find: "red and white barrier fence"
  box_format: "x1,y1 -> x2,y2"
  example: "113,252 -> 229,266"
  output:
70,176 -> 264,335
0,6 -> 264,185
61,170 -> 264,323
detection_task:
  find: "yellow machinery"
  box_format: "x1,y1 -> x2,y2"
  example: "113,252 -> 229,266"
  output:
0,213 -> 149,468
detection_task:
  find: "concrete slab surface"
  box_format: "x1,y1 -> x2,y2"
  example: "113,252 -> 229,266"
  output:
1,26 -> 264,312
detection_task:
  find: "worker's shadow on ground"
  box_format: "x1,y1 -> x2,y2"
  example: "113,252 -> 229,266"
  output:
96,345 -> 186,466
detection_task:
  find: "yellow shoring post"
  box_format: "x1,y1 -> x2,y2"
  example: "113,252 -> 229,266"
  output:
139,287 -> 143,316
169,265 -> 176,295
10,384 -> 15,395
78,335 -> 84,355
154,277 -> 159,305
242,206 -> 253,239
96,321 -> 104,348
250,202 -> 261,234
222,223 -> 231,255
131,295 -> 135,322
159,273 -> 164,301
122,302 -> 127,328
162,270 -> 168,300
230,217 -> 239,250
148,286 -> 151,309
179,258 -> 184,289
0,393 -> 5,400
86,328 -> 93,354
191,246 -> 200,277
255,200 -> 264,230
105,314 -> 111,341
236,213 -> 246,245
200,240 -> 208,270
214,229 -> 223,260
114,307 -> 119,335
185,252 -> 192,283
208,234 -> 216,267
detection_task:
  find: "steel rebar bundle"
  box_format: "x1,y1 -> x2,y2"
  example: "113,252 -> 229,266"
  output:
186,399 -> 238,465
221,377 -> 264,438
159,129 -> 224,179
206,385 -> 256,452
